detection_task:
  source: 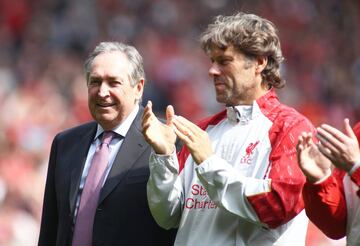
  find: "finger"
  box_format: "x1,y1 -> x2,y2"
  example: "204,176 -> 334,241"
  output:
317,127 -> 343,150
173,127 -> 192,144
297,136 -> 305,155
297,144 -> 304,152
297,132 -> 308,148
316,132 -> 340,155
142,101 -> 159,127
318,144 -> 334,162
166,105 -> 175,125
303,132 -> 313,144
172,119 -> 194,140
297,142 -> 309,167
145,100 -> 152,111
143,101 -> 153,117
142,123 -> 151,138
299,132 -> 313,148
307,136 -> 317,148
173,116 -> 200,134
142,111 -> 149,127
344,118 -> 357,140
142,107 -> 155,124
320,123 -> 349,144
297,135 -> 304,147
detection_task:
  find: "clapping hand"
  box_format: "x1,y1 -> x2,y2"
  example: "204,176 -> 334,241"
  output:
297,132 -> 332,183
172,116 -> 214,165
142,101 -> 177,155
316,118 -> 360,172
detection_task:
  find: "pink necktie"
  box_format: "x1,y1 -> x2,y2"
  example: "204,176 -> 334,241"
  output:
72,131 -> 114,246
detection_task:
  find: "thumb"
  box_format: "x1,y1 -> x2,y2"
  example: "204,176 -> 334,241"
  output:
344,118 -> 356,139
166,105 -> 175,125
146,100 -> 153,111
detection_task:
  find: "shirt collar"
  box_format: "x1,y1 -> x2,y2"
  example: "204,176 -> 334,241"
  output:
226,90 -> 274,124
226,104 -> 259,124
94,104 -> 140,140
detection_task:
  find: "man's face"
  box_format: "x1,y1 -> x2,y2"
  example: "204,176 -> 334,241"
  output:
208,46 -> 263,106
87,51 -> 143,130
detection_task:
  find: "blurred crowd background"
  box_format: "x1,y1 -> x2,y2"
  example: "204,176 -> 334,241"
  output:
0,0 -> 359,245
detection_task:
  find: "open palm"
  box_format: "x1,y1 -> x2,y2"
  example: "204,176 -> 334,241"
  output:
297,132 -> 332,183
142,101 -> 176,155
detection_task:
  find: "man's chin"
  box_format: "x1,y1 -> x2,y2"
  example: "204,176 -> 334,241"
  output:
95,113 -> 115,123
215,95 -> 228,104
96,105 -> 115,112
96,117 -> 117,130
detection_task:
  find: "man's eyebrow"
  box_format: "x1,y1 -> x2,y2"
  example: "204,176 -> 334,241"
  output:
89,74 -> 101,78
89,75 -> 121,80
213,55 -> 234,60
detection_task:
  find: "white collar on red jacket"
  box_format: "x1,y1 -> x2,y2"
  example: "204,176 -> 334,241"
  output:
226,103 -> 261,124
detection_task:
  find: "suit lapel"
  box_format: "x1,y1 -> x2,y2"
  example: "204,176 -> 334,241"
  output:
99,108 -> 148,204
69,124 -> 97,214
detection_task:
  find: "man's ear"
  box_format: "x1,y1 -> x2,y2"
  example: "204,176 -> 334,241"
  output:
255,56 -> 268,74
135,78 -> 145,100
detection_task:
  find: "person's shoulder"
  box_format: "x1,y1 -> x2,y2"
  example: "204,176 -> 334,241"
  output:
55,121 -> 97,140
258,89 -> 312,126
275,102 -> 307,119
270,102 -> 314,131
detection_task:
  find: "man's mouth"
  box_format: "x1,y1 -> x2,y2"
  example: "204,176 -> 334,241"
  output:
214,77 -> 225,86
214,80 -> 225,89
97,102 -> 115,108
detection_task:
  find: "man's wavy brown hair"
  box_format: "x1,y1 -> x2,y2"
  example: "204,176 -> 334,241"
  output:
200,12 -> 285,89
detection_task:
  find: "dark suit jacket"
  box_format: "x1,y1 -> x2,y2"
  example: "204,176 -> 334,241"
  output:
38,107 -> 176,246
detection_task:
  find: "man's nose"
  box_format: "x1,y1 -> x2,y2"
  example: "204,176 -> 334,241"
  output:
98,82 -> 110,97
209,63 -> 221,77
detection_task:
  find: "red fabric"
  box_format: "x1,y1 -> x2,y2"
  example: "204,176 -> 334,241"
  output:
350,168 -> 360,189
303,169 -> 347,239
178,90 -> 314,228
247,92 -> 315,228
353,122 -> 360,136
350,123 -> 360,196
302,121 -> 360,239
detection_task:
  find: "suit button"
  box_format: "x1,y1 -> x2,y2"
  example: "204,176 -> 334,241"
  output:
97,207 -> 103,211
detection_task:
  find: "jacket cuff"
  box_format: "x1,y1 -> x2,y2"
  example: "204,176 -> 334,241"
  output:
350,167 -> 360,187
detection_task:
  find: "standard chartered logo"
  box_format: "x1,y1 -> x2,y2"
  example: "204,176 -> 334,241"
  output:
185,184 -> 218,209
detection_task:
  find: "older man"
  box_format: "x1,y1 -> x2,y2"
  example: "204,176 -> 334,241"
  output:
38,42 -> 175,246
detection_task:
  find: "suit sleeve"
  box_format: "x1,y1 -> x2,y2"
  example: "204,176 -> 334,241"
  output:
196,119 -> 314,228
38,136 -> 59,245
146,151 -> 183,229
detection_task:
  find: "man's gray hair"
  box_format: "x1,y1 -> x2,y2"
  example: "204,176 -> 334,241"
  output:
84,42 -> 145,87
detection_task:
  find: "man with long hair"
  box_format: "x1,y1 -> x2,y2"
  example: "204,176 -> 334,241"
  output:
143,12 -> 314,245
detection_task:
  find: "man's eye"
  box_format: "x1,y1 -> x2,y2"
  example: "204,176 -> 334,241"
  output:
89,80 -> 101,86
219,60 -> 230,65
110,80 -> 122,86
